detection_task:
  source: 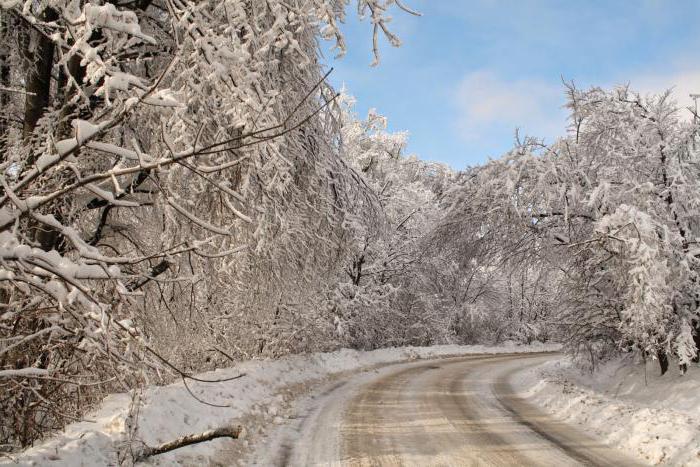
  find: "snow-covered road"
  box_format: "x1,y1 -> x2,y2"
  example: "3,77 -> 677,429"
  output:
260,353 -> 642,466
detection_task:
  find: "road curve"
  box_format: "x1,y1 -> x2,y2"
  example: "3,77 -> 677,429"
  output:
284,353 -> 643,467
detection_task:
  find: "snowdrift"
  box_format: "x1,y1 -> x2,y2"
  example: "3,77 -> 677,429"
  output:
514,356 -> 700,466
2,343 -> 557,466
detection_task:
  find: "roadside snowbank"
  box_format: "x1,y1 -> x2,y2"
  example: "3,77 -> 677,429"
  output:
1,343 -> 558,466
513,355 -> 700,466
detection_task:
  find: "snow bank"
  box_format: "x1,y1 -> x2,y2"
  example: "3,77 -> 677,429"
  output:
513,355 -> 700,466
1,343 -> 558,466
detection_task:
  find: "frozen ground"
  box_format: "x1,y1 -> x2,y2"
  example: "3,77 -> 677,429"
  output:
0,343 -> 557,466
512,354 -> 700,465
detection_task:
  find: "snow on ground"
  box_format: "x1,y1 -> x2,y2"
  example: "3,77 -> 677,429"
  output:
513,354 -> 700,466
0,343 -> 557,466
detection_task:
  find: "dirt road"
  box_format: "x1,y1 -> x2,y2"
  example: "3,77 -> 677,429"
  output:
268,353 -> 642,466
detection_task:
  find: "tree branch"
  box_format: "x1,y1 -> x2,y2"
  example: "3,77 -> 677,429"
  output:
133,425 -> 243,462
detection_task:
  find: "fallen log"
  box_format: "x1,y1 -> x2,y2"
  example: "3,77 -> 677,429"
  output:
133,425 -> 243,462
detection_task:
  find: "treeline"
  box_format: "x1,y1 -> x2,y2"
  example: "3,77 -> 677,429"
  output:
437,84 -> 700,374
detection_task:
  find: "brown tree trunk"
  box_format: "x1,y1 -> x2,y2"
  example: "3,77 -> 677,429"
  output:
657,350 -> 669,376
55,53 -> 87,137
0,11 -> 12,334
0,11 -> 11,152
693,317 -> 700,364
22,8 -> 58,147
21,8 -> 60,252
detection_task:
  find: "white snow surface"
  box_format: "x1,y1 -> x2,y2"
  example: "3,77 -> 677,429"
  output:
1,343 -> 558,466
513,354 -> 700,466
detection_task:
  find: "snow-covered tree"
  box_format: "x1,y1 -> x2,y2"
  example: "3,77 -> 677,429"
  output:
439,84 -> 700,372
0,0 -> 419,448
328,95 -> 455,349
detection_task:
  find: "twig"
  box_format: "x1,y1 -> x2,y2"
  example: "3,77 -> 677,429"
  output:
0,86 -> 36,96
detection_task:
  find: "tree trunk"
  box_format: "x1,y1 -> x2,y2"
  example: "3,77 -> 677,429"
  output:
657,350 -> 669,376
0,11 -> 11,152
23,8 -> 57,147
693,318 -> 700,363
55,53 -> 86,135
21,8 -> 61,252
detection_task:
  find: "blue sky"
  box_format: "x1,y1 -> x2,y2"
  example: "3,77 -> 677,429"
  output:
322,1 -> 700,169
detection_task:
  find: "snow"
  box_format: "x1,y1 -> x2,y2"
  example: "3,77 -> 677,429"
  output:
86,184 -> 139,208
54,138 -> 78,157
35,154 -> 59,172
84,3 -> 156,45
73,120 -> 101,145
167,198 -> 232,236
85,141 -> 153,163
140,89 -> 181,108
102,72 -> 145,103
0,343 -> 557,466
0,0 -> 20,8
513,355 -> 700,465
0,368 -> 49,378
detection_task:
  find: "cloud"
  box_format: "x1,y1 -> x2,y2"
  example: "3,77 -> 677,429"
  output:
629,67 -> 700,117
453,66 -> 700,156
454,70 -> 567,145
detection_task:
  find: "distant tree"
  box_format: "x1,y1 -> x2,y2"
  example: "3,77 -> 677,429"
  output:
438,84 -> 700,373
329,96 -> 455,349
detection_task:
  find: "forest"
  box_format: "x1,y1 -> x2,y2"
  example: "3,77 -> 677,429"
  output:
1,0 -> 699,453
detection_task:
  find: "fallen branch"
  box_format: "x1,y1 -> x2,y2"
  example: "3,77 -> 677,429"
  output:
0,86 -> 37,96
133,425 -> 243,462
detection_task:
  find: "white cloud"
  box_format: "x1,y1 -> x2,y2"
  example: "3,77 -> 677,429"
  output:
454,70 -> 567,144
629,68 -> 700,118
454,66 -> 700,152
451,66 -> 700,160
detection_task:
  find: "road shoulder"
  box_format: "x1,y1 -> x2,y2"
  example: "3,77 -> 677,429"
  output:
510,356 -> 700,466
